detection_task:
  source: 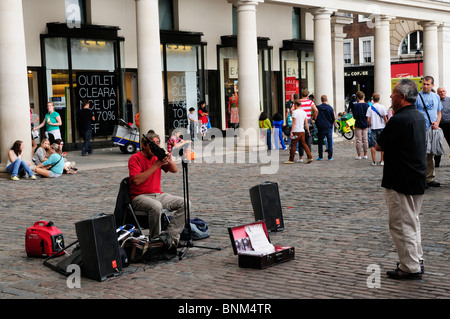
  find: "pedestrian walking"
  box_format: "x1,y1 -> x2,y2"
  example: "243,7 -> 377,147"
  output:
352,91 -> 370,160
366,93 -> 388,165
285,100 -> 312,164
315,95 -> 335,161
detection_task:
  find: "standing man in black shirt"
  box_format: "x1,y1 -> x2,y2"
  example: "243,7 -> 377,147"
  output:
376,79 -> 426,280
79,99 -> 95,156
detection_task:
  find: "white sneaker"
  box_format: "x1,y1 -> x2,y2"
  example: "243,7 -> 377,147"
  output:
379,161 -> 384,166
371,162 -> 377,166
363,156 -> 368,159
296,159 -> 304,163
355,156 -> 361,160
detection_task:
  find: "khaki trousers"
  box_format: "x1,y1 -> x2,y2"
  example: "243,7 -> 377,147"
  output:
354,127 -> 369,155
132,193 -> 189,240
426,153 -> 435,183
385,189 -> 424,273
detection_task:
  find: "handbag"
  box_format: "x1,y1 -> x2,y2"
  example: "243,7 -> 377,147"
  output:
31,130 -> 39,139
419,94 -> 445,156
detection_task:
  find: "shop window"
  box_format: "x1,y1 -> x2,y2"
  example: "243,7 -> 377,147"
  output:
219,47 -> 239,130
164,44 -> 202,135
300,51 -> 314,94
42,32 -> 124,145
28,69 -> 41,133
44,38 -> 70,141
281,50 -> 299,111
71,39 -> 118,139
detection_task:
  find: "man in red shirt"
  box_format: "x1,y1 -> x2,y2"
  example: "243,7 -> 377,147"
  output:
128,131 -> 188,247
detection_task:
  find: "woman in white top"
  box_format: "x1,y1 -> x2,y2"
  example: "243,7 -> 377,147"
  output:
285,100 -> 313,164
6,140 -> 37,181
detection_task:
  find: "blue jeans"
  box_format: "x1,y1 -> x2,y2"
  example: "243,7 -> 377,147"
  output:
6,159 -> 34,177
82,129 -> 92,155
317,127 -> 333,159
273,127 -> 286,150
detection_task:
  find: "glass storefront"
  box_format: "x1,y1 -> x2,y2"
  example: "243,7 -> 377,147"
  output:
38,25 -> 206,149
40,24 -> 125,149
280,40 -> 314,120
28,69 -> 42,131
163,43 -> 204,136
219,47 -> 238,130
218,37 -> 273,130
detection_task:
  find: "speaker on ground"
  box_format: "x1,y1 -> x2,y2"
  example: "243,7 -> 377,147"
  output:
75,213 -> 122,282
249,181 -> 284,232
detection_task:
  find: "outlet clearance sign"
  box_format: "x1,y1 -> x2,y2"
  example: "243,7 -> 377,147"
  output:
76,72 -> 118,137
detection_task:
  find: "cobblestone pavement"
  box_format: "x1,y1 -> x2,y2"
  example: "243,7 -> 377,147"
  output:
1,137 -> 449,303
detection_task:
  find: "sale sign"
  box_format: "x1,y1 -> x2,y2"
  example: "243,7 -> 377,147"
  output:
285,76 -> 299,102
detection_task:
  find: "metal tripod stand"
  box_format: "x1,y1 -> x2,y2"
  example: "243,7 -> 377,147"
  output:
178,157 -> 221,260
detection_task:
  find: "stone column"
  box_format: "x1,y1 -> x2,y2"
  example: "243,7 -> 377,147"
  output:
0,0 -> 31,174
438,23 -> 450,90
331,14 -> 352,114
420,21 -> 440,86
374,15 -> 393,108
135,0 -> 165,141
310,8 -> 335,107
232,0 -> 264,150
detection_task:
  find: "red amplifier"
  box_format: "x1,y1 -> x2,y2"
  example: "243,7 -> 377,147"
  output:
25,221 -> 65,257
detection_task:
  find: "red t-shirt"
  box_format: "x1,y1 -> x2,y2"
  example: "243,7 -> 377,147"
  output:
128,151 -> 167,198
199,107 -> 208,124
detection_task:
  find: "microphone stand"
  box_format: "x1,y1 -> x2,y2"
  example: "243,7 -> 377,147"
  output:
178,146 -> 221,260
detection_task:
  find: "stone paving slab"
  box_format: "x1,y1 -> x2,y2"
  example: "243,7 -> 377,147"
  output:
0,138 -> 449,304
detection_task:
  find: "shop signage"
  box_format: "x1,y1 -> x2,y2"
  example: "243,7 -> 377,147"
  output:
285,76 -> 299,102
76,72 -> 118,136
167,73 -> 188,130
345,70 -> 369,77
391,62 -> 423,78
228,59 -> 238,79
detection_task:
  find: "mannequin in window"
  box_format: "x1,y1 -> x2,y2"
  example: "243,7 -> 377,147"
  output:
228,91 -> 239,129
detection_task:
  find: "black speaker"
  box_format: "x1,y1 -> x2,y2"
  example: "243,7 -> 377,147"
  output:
249,181 -> 284,232
75,213 -> 122,281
